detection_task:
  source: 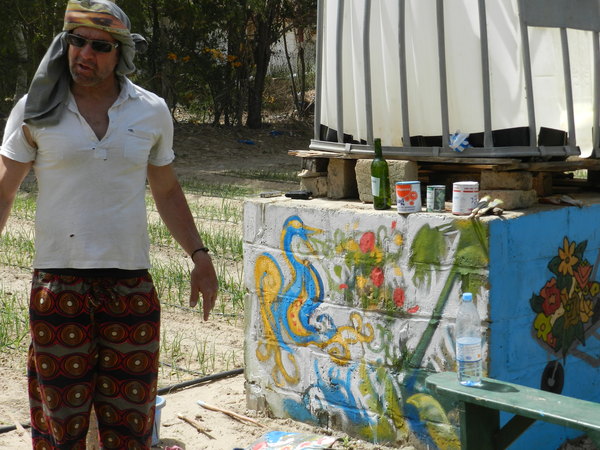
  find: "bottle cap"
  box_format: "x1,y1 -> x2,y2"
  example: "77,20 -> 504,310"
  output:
462,292 -> 473,302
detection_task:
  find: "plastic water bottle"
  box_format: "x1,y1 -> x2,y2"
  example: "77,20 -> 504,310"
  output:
455,292 -> 482,386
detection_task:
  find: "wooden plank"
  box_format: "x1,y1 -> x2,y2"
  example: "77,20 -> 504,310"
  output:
426,372 -> 600,433
419,164 -> 500,172
493,158 -> 600,172
289,150 -> 520,165
506,163 -> 600,172
290,150 -> 600,174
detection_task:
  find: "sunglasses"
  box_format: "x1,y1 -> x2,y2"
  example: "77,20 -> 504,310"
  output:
65,34 -> 120,53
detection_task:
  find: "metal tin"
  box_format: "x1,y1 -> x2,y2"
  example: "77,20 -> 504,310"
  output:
452,181 -> 479,215
426,185 -> 446,212
395,181 -> 422,213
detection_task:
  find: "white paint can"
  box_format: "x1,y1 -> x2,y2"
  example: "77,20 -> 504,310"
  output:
395,181 -> 422,213
452,181 -> 479,215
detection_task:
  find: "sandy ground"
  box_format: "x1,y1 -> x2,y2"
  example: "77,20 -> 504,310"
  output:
151,372 -> 389,450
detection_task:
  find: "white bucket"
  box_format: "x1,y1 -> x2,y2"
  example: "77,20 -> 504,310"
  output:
452,181 -> 479,215
152,395 -> 166,446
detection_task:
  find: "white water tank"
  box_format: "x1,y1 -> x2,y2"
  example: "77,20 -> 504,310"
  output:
313,0 -> 600,158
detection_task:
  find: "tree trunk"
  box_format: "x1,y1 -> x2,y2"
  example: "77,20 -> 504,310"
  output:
246,5 -> 279,129
13,24 -> 28,104
246,22 -> 270,129
147,0 -> 163,98
283,30 -> 301,115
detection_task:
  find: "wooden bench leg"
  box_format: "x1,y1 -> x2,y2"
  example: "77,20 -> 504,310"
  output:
494,415 -> 536,449
462,403 -> 539,449
589,430 -> 600,446
461,402 -> 499,450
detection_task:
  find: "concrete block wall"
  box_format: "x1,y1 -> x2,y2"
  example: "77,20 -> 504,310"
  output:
243,196 -> 600,449
244,198 -> 488,447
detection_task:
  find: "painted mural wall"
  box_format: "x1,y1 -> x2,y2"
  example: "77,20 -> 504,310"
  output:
243,198 -> 600,449
488,204 -> 600,449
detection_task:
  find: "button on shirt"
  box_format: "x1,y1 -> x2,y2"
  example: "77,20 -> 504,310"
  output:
0,78 -> 175,270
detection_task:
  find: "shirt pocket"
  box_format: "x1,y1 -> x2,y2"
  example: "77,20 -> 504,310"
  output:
123,128 -> 154,166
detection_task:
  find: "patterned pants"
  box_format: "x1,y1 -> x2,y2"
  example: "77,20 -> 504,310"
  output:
28,270 -> 160,450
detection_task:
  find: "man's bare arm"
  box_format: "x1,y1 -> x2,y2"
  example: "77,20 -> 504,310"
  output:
147,163 -> 218,319
0,155 -> 32,233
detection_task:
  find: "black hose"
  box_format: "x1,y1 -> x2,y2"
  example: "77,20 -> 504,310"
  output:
158,367 -> 244,395
0,423 -> 29,434
0,367 -> 245,435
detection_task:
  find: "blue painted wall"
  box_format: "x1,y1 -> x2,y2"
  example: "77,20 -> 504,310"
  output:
489,203 -> 600,448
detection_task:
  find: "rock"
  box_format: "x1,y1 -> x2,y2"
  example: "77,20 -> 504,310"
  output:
478,189 -> 538,210
481,171 -> 533,190
355,159 -> 418,203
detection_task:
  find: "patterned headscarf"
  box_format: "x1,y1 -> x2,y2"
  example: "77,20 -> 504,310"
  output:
24,0 -> 147,126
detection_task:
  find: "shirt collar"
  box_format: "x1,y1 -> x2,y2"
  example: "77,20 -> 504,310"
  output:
66,76 -> 138,113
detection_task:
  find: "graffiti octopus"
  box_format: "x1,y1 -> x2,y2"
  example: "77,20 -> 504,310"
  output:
253,215 -> 488,447
530,237 -> 600,391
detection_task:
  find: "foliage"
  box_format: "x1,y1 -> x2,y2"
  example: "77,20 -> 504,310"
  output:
0,0 -> 317,127
530,237 -> 600,359
0,0 -> 66,114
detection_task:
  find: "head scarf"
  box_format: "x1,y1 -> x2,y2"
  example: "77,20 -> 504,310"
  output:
24,0 -> 147,126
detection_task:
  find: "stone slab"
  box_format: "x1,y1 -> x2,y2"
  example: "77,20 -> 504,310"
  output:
356,159 -> 418,203
481,171 -> 533,190
479,189 -> 538,210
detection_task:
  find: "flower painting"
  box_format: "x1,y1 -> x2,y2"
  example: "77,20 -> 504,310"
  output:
530,237 -> 600,358
331,225 -> 416,314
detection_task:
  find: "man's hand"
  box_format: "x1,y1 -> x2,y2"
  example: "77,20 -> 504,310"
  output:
148,163 -> 219,320
190,251 -> 218,320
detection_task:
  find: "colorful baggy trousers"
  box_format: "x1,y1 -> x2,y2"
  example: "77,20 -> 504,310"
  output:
28,270 -> 160,450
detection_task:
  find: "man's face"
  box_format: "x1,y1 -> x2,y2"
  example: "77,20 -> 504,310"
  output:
68,27 -> 120,88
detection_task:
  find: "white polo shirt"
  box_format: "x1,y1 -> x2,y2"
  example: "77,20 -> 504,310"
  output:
1,77 -> 175,270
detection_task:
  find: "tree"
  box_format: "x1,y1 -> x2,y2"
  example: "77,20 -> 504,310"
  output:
282,0 -> 317,118
0,0 -> 317,128
0,0 -> 65,115
245,0 -> 285,128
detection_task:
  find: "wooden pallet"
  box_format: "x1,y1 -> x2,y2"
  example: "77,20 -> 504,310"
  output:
290,150 -> 600,197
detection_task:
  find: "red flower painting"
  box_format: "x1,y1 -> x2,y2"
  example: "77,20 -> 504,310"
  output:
359,231 -> 376,253
530,237 -> 600,358
393,288 -> 405,308
540,278 -> 561,316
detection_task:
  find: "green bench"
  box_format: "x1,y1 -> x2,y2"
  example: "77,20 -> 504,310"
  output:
426,372 -> 600,449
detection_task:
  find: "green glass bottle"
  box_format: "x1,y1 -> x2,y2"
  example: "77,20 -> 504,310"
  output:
371,138 -> 391,210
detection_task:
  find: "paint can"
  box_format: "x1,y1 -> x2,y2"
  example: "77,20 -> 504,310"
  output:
395,181 -> 421,214
452,181 -> 479,215
426,185 -> 446,212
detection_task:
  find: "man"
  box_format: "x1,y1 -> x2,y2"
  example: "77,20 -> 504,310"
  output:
0,1 -> 218,448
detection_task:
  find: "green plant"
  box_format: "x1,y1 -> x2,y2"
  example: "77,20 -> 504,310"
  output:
0,287 -> 29,349
223,168 -> 298,183
0,230 -> 35,269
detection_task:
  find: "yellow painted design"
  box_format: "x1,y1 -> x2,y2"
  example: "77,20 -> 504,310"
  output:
254,254 -> 299,386
406,393 -> 460,449
315,313 -> 375,365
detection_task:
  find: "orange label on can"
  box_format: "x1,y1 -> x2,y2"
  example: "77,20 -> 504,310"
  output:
395,182 -> 421,213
